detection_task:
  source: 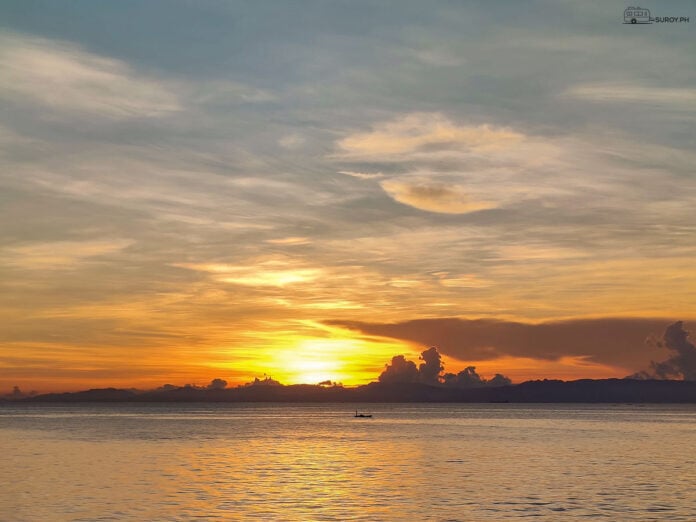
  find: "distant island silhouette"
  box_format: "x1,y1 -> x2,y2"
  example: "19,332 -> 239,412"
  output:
7,379 -> 696,404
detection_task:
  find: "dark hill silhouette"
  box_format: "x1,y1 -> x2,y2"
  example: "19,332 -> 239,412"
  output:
27,388 -> 139,402
21,379 -> 696,403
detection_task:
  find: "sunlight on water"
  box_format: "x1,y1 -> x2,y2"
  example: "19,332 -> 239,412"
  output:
2,404 -> 696,521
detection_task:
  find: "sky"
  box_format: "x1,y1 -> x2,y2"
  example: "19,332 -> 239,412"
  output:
1,1 -> 695,393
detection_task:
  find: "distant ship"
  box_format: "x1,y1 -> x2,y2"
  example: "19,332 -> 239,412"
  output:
354,410 -> 372,418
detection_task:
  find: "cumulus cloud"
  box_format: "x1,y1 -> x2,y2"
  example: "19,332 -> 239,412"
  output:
443,367 -> 511,388
207,378 -> 228,390
2,386 -> 37,400
0,32 -> 180,119
317,379 -> 342,387
380,178 -> 495,214
155,384 -> 179,392
378,346 -> 510,387
630,321 -> 696,381
244,375 -> 282,387
418,346 -> 444,384
378,354 -> 420,384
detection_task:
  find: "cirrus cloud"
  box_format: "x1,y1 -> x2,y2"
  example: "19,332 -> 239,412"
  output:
3,239 -> 133,270
0,32 -> 180,119
174,259 -> 323,287
563,83 -> 696,110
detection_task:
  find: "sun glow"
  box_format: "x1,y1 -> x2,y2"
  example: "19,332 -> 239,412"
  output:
255,336 -> 414,386
273,339 -> 362,385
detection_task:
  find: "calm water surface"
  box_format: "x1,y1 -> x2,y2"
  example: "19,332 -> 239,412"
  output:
2,403 -> 696,521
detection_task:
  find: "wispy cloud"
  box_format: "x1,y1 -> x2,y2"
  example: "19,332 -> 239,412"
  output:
300,300 -> 364,310
432,272 -> 492,288
338,170 -> 384,180
265,237 -> 311,246
334,111 -> 696,219
3,239 -> 132,270
0,32 -> 180,119
278,133 -> 306,149
336,113 -> 524,159
564,83 -> 696,109
190,80 -> 277,105
412,48 -> 465,67
176,259 -> 323,287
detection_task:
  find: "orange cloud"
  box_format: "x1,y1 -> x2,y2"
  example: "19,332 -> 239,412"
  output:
380,178 -> 495,214
176,260 -> 323,287
336,112 -> 524,158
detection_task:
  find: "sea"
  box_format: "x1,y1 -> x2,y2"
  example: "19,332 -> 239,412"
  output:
2,403 -> 696,521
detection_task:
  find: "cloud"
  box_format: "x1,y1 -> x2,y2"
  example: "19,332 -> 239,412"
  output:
191,80 -> 277,105
564,83 -> 696,109
338,170 -> 384,180
278,133 -> 306,149
336,113 -> 524,159
207,378 -> 228,390
175,259 -> 322,287
333,317 -> 672,370
0,32 -> 180,119
433,272 -> 492,288
442,366 -> 511,388
300,300 -> 364,310
412,48 -> 464,67
333,111 -> 696,222
378,346 -> 510,387
378,354 -> 420,384
418,346 -> 444,384
244,375 -> 282,387
332,113 -> 615,216
265,237 -> 311,246
3,385 -> 35,400
380,178 -> 495,214
3,239 -> 132,270
630,321 -> 696,381
220,269 -> 320,287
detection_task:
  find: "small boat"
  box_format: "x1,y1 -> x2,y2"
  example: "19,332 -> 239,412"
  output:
354,410 -> 372,418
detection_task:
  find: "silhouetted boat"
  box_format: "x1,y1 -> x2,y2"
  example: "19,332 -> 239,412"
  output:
354,410 -> 372,418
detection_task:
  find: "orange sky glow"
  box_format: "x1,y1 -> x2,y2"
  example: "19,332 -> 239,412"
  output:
2,3 -> 696,394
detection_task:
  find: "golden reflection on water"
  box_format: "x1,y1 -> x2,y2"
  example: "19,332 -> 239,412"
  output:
3,404 -> 696,521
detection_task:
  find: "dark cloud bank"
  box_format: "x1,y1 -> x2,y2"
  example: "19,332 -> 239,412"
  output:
374,320 -> 696,389
332,317 -> 695,375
